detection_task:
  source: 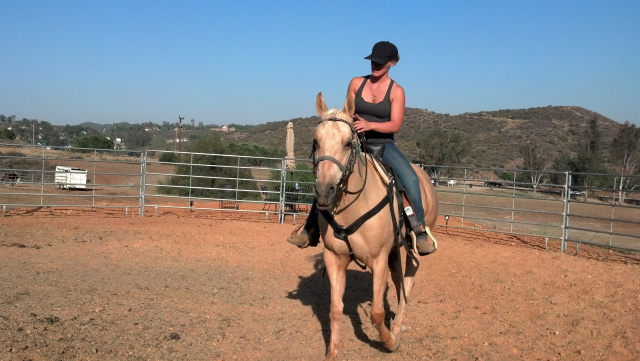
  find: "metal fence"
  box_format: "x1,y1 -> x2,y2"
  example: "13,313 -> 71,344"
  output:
1,144 -> 639,253
429,165 -> 640,253
0,145 -> 315,224
141,149 -> 315,223
0,145 -> 143,216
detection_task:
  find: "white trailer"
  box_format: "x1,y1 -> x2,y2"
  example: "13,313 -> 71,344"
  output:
55,166 -> 88,190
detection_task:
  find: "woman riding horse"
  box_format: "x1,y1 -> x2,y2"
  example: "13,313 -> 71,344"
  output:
288,41 -> 436,256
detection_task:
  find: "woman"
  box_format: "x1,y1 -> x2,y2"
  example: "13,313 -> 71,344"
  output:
287,41 -> 435,256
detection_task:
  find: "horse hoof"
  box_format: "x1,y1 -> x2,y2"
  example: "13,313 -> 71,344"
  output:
385,336 -> 401,352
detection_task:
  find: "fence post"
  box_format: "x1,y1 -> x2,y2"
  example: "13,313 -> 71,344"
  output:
460,168 -> 468,228
188,154 -> 193,201
278,158 -> 286,224
40,147 -> 45,206
139,151 -> 147,217
609,177 -> 617,246
236,157 -> 241,208
92,154 -> 97,207
561,171 -> 570,252
510,171 -> 517,233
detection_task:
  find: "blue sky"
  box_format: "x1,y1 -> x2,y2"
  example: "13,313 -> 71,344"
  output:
1,0 -> 638,126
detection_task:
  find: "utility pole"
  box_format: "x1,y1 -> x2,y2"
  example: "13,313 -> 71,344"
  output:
176,116 -> 184,153
176,116 -> 184,170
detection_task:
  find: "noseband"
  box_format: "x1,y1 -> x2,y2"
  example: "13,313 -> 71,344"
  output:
312,117 -> 362,191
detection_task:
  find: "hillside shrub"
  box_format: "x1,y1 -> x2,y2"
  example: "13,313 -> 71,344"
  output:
74,135 -> 113,151
158,152 -> 177,163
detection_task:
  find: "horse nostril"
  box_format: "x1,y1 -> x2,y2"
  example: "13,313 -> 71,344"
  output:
328,185 -> 336,199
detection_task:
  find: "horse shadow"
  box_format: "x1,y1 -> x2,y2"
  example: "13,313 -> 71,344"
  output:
286,254 -> 395,353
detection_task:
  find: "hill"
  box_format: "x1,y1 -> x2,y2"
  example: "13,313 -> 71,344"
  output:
214,105 -> 622,168
3,106 -> 622,169
79,122 -> 109,132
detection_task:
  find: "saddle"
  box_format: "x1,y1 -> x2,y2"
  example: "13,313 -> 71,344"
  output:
362,143 -> 423,244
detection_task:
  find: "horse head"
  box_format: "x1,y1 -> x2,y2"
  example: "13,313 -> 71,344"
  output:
312,92 -> 358,211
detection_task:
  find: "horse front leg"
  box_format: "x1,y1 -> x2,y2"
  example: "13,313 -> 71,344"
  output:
323,249 -> 350,361
371,259 -> 400,352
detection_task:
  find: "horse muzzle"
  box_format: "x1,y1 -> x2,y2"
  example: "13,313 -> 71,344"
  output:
314,181 -> 340,210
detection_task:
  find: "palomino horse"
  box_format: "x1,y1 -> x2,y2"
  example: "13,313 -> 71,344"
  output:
312,92 -> 438,360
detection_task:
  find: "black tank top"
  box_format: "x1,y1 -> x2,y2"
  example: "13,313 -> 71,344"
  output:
354,76 -> 395,143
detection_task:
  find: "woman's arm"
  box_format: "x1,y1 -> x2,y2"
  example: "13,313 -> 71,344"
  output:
386,83 -> 405,133
347,77 -> 362,99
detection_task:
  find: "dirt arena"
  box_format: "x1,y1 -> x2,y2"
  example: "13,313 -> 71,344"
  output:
1,208 -> 639,361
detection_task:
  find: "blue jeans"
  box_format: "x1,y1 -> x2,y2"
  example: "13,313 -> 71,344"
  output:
381,142 -> 425,223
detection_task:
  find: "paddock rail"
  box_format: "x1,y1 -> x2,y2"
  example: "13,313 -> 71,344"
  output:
1,144 -> 638,253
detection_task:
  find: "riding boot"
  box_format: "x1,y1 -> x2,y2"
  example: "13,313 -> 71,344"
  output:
404,205 -> 436,256
286,200 -> 320,248
413,225 -> 436,256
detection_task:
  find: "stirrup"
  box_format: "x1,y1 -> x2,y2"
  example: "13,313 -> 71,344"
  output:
410,227 -> 438,256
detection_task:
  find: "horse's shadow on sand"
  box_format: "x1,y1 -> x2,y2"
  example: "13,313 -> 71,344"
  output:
286,254 -> 395,353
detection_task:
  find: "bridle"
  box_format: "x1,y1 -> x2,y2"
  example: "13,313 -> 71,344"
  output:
311,116 -> 363,192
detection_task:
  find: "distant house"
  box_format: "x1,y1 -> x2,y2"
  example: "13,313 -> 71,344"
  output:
114,137 -> 126,150
213,125 -> 236,132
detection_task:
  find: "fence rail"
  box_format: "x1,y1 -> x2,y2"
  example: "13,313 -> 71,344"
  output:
429,165 -> 640,253
1,144 -> 639,254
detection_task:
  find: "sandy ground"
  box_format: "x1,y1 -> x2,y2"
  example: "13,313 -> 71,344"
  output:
1,208 -> 639,361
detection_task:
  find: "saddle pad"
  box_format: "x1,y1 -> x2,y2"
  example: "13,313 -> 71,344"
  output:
369,155 -> 391,186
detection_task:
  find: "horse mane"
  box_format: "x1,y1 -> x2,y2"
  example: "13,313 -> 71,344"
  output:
320,109 -> 353,124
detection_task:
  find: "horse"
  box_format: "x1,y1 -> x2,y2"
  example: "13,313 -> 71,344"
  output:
2,172 -> 20,186
312,92 -> 438,360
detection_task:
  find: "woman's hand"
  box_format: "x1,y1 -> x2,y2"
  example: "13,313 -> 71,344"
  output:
353,115 -> 373,133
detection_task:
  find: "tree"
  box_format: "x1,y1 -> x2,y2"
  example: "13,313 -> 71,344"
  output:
0,128 -> 16,140
519,141 -> 551,194
416,128 -> 472,182
10,118 -> 35,143
610,121 -> 640,203
161,121 -> 174,131
141,121 -> 157,130
74,135 -> 114,150
38,121 -> 66,146
61,124 -> 95,142
122,124 -> 152,149
572,117 -> 603,196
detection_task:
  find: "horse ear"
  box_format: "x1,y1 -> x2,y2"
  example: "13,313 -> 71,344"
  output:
316,92 -> 328,116
344,93 -> 355,118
